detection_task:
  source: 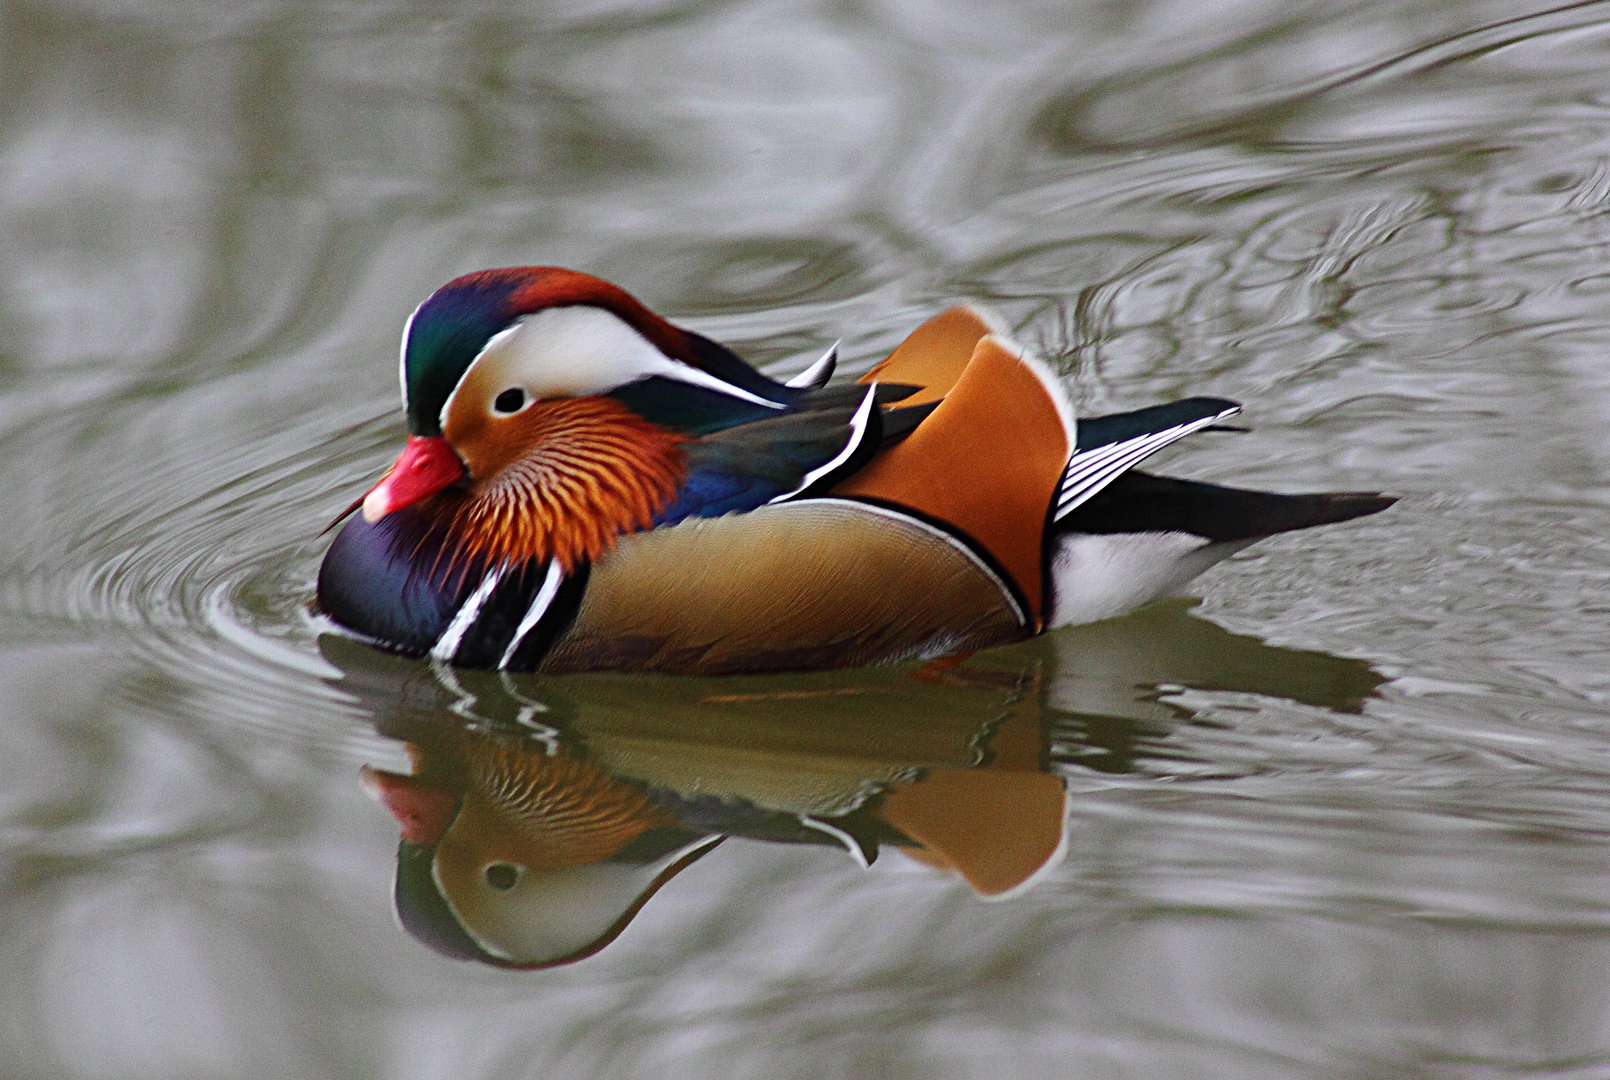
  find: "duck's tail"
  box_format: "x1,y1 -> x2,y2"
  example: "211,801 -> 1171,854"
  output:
1046,469 -> 1395,628
1056,470 -> 1397,543
839,305 -> 1395,632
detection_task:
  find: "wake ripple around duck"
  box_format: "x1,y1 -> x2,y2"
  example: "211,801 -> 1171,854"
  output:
0,397 -> 407,760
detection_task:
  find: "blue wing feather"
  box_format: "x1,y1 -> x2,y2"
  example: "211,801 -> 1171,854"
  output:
655,466 -> 788,524
655,384 -> 895,525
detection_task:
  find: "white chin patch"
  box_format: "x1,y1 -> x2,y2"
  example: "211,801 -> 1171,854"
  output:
439,306 -> 783,428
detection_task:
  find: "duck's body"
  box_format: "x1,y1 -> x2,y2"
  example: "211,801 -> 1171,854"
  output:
317,267 -> 1392,674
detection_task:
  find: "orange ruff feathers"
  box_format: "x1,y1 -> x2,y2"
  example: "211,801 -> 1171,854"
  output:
440,397 -> 686,572
467,740 -> 676,868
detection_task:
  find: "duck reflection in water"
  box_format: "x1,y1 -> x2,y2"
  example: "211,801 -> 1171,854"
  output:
324,601 -> 1384,969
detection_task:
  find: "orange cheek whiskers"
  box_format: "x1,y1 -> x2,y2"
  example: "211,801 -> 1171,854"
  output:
468,739 -> 676,867
436,398 -> 686,574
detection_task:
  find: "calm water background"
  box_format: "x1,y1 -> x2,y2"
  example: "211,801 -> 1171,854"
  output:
4,0 -> 1610,1076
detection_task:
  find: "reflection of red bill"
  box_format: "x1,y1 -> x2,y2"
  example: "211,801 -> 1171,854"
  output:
360,765 -> 459,847
361,435 -> 465,523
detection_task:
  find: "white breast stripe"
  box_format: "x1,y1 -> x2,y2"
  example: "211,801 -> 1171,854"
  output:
1054,405 -> 1240,520
429,566 -> 506,662
768,384 -> 878,504
498,560 -> 566,670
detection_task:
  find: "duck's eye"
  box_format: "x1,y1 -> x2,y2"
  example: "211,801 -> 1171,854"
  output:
492,387 -> 528,415
484,862 -> 523,891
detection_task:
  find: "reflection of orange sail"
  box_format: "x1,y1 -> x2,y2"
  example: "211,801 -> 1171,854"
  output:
874,705 -> 1068,899
878,771 -> 1068,898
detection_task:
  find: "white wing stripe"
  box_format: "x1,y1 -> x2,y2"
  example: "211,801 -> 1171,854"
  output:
1058,440 -> 1142,496
768,384 -> 879,504
800,816 -> 872,868
1058,438 -> 1172,506
429,566 -> 505,662
498,560 -> 566,670
784,342 -> 838,388
1060,436 -> 1185,510
1054,407 -> 1240,520
1058,428 -> 1187,507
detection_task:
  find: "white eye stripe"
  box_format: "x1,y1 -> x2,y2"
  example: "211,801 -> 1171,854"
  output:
439,307 -> 785,431
656,360 -> 787,408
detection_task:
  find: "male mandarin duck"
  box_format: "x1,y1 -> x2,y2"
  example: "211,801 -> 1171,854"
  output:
317,267 -> 1393,673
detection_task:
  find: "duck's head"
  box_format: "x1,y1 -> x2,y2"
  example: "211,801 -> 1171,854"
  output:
362,739 -> 720,969
358,267 -> 801,569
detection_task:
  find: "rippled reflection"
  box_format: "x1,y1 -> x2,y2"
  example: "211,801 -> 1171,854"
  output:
320,602 -> 1383,966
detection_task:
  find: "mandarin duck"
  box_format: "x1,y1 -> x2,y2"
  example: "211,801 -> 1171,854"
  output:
317,267 -> 1393,674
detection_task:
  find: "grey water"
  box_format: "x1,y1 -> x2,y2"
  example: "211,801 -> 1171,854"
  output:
5,0 -> 1610,1076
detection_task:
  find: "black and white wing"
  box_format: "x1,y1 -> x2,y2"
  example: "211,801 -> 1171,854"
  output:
1054,397 -> 1242,522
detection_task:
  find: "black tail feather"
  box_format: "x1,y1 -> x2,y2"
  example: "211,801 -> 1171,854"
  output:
1055,470 -> 1396,543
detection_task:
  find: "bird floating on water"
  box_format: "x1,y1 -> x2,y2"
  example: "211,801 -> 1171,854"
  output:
317,266 -> 1393,674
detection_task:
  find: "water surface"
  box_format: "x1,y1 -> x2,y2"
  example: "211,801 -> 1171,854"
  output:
5,0 -> 1610,1076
